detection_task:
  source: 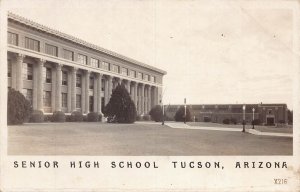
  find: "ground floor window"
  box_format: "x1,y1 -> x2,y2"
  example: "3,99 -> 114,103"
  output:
43,91 -> 51,107
23,89 -> 33,105
76,94 -> 81,108
62,93 -> 67,108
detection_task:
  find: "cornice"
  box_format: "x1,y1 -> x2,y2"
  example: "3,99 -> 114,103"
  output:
8,12 -> 167,75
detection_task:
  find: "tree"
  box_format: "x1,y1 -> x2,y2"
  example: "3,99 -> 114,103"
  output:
7,88 -> 32,125
103,84 -> 136,123
149,105 -> 163,122
174,106 -> 192,122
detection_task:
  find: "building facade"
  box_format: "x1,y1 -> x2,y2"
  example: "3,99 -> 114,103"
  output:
7,13 -> 166,115
165,103 -> 289,125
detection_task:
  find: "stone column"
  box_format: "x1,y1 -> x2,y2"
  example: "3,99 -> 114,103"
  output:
55,64 -> 62,111
97,73 -> 103,114
71,67 -> 78,111
104,76 -> 109,105
16,54 -> 25,92
67,69 -> 72,112
37,59 -> 46,111
93,75 -> 97,113
148,85 -> 151,113
133,82 -> 138,112
85,70 -> 90,114
108,76 -> 113,99
141,84 -> 145,115
126,80 -> 131,93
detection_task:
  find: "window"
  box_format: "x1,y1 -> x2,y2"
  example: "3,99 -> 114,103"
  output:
89,77 -> 94,89
137,72 -> 142,80
78,54 -> 87,65
144,74 -> 149,81
121,68 -> 128,76
76,74 -> 81,88
62,71 -> 68,86
23,63 -> 33,80
62,93 -> 67,108
129,70 -> 135,78
45,44 -> 58,57
43,91 -> 51,107
101,78 -> 105,91
91,58 -> 99,68
25,37 -> 39,52
111,64 -> 119,73
7,60 -> 12,77
44,67 -> 52,83
63,49 -> 74,61
76,94 -> 81,108
268,109 -> 272,114
24,89 -> 33,105
101,62 -> 109,70
8,32 -> 18,45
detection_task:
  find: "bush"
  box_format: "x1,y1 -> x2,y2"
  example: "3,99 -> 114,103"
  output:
252,119 -> 261,125
174,106 -> 192,122
7,88 -> 32,125
87,112 -> 99,122
29,110 -> 44,123
143,114 -> 151,121
52,111 -> 65,122
65,115 -> 72,122
44,115 -> 53,122
278,120 -> 285,124
149,105 -> 163,122
103,84 -> 137,123
223,118 -> 230,124
98,113 -> 103,122
136,115 -> 143,121
70,111 -> 83,122
230,118 -> 237,124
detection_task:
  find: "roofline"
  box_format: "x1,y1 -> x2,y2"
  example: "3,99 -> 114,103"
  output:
7,12 -> 167,75
164,103 -> 287,106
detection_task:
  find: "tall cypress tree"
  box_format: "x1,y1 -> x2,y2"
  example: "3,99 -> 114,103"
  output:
103,84 -> 137,123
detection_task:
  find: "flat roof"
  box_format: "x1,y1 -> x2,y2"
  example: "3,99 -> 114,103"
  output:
8,12 -> 167,75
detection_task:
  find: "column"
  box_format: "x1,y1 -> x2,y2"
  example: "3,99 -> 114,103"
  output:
141,84 -> 145,115
148,85 -> 151,113
154,86 -> 158,105
55,64 -> 62,111
97,73 -> 103,114
118,78 -> 122,85
134,82 -> 138,111
104,76 -> 109,105
37,59 -> 45,111
126,80 -> 131,93
85,70 -> 90,114
71,67 -> 77,111
108,76 -> 113,99
16,54 -> 24,92
67,69 -> 72,112
93,75 -> 98,113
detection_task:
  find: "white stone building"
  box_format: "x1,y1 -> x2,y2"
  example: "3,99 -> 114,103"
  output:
7,12 -> 166,115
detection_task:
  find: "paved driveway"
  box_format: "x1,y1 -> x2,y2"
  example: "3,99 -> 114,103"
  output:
8,122 -> 293,155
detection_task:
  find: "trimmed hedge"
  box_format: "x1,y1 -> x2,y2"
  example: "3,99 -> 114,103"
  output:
252,119 -> 261,125
29,110 -> 44,123
7,88 -> 32,125
87,112 -> 99,122
223,118 -> 230,124
149,105 -> 163,122
70,111 -> 83,122
136,115 -> 143,121
52,111 -> 65,122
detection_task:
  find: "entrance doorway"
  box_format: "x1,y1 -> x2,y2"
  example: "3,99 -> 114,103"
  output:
266,117 -> 275,125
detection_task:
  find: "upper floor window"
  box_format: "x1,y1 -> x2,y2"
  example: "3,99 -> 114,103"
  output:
7,59 -> 12,77
144,74 -> 149,81
62,93 -> 68,108
121,68 -> 128,76
76,94 -> 81,108
111,64 -> 119,73
89,77 -> 94,89
137,72 -> 142,80
76,74 -> 81,88
8,32 -> 18,45
25,37 -> 39,52
43,67 -> 52,83
62,71 -> 68,86
91,58 -> 99,68
101,61 -> 110,70
150,76 -> 155,82
23,63 -> 33,80
78,54 -> 87,65
45,44 -> 58,57
129,70 -> 135,78
63,49 -> 74,61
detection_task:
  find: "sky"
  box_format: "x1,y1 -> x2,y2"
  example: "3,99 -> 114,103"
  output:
5,0 -> 295,109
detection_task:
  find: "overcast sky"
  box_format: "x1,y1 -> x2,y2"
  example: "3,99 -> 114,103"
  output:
5,0 -> 295,109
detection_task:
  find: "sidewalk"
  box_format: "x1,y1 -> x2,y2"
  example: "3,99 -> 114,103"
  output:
165,122 -> 293,138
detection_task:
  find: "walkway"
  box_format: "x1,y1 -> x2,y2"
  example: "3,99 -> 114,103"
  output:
165,122 -> 293,138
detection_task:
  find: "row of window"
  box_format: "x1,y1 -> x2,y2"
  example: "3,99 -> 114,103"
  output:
8,32 -> 156,83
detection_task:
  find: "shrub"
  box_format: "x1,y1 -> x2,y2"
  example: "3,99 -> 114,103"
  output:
98,113 -> 103,122
252,119 -> 261,125
149,105 -> 163,122
143,114 -> 151,121
29,110 -> 44,123
65,115 -> 72,122
103,84 -> 137,123
204,116 -> 211,122
70,111 -> 83,122
278,120 -> 285,124
52,111 -> 65,122
230,118 -> 237,124
87,112 -> 99,122
7,88 -> 32,125
223,118 -> 230,124
44,115 -> 53,122
174,106 -> 192,122
136,115 -> 143,121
